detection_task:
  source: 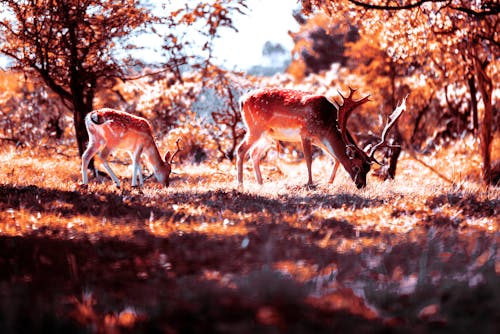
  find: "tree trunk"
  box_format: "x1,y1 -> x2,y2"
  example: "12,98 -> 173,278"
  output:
386,129 -> 402,179
73,104 -> 89,157
383,63 -> 402,180
71,80 -> 95,175
72,93 -> 93,156
467,74 -> 479,133
474,56 -> 493,185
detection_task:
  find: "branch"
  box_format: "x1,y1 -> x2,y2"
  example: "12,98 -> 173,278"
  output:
405,148 -> 453,184
0,136 -> 24,147
450,3 -> 500,17
33,65 -> 72,102
476,33 -> 500,50
122,68 -> 173,81
348,0 -> 441,11
0,49 -> 23,63
348,0 -> 500,17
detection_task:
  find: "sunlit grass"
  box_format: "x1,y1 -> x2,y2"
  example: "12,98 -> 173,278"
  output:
1,138 -> 498,241
1,137 -> 499,331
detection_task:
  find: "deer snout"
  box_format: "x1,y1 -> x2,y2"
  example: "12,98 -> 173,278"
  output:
353,170 -> 366,189
163,170 -> 172,187
356,181 -> 366,189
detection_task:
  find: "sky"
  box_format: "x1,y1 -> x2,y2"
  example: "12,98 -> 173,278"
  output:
0,0 -> 300,71
132,0 -> 300,71
211,0 -> 300,70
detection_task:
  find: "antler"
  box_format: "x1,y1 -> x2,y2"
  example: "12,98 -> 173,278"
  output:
368,95 -> 407,163
336,87 -> 370,157
169,137 -> 182,164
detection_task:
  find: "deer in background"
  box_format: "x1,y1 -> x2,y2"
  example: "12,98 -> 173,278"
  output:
236,88 -> 406,188
81,108 -> 181,188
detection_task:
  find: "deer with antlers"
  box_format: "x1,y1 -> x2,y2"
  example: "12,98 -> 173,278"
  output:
236,88 -> 406,188
81,108 -> 181,188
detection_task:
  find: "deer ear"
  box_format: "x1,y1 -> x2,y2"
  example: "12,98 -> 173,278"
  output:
164,151 -> 172,163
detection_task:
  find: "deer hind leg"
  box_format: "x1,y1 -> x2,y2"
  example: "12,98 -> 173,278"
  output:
249,138 -> 271,185
328,160 -> 340,184
236,132 -> 263,185
301,137 -> 313,186
98,146 -> 121,188
81,139 -> 103,184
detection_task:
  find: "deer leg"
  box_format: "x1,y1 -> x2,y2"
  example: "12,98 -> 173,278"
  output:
131,158 -> 143,187
137,163 -> 144,186
301,137 -> 313,186
250,139 -> 269,185
236,139 -> 250,185
236,133 -> 262,185
99,147 -> 121,188
81,140 -> 102,185
328,160 -> 340,184
130,148 -> 143,187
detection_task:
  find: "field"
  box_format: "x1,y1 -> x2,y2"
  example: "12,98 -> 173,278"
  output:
1,137 -> 499,333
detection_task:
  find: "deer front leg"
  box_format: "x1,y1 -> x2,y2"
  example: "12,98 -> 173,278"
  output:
81,140 -> 101,185
131,148 -> 144,187
131,159 -> 143,187
328,160 -> 340,184
99,147 -> 121,188
301,137 -> 313,186
136,163 -> 144,186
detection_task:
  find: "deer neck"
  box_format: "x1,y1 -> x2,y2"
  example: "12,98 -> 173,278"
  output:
142,139 -> 167,180
321,130 -> 358,169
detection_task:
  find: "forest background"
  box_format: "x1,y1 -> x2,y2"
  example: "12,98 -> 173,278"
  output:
0,0 -> 499,333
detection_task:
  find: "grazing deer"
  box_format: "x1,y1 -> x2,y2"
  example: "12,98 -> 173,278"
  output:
81,108 -> 180,187
236,88 -> 406,188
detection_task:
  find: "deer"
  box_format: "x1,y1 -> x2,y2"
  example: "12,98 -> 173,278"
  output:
236,87 -> 407,189
81,108 -> 181,188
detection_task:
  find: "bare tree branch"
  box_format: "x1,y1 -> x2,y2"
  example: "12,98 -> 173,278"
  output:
348,0 -> 500,17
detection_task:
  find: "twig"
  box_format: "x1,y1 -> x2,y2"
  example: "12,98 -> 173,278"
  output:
406,149 -> 453,184
0,136 -> 23,147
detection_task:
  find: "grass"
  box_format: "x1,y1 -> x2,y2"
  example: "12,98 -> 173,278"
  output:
0,136 -> 499,333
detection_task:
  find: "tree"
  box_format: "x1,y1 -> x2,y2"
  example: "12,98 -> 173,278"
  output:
248,41 -> 290,76
288,13 -> 359,79
208,67 -> 247,161
161,0 -> 248,83
301,0 -> 499,185
0,0 -> 153,159
344,33 -> 410,179
0,0 -> 249,173
288,12 -> 407,179
155,1 -> 248,161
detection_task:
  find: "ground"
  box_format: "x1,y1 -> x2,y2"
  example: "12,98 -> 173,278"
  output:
0,137 -> 499,333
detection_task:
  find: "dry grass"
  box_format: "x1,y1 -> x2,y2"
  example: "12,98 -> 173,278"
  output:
0,136 -> 499,333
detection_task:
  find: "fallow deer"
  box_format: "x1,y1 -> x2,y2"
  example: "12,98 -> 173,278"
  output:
81,108 -> 180,187
236,88 -> 406,188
